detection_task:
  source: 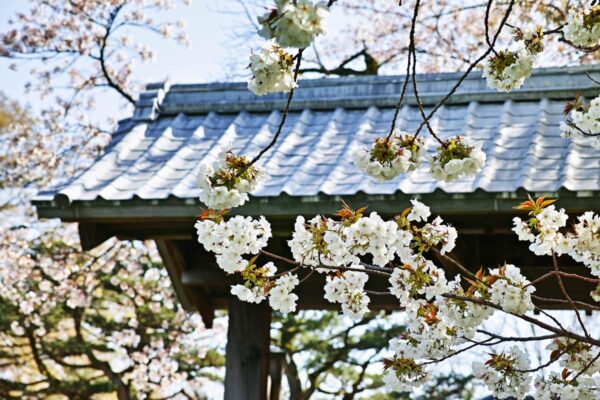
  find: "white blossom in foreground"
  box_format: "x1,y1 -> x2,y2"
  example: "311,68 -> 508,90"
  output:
533,371 -> 598,400
269,273 -> 299,313
482,49 -> 533,92
547,338 -> 600,376
488,264 -> 535,315
514,26 -> 544,55
567,211 -> 600,275
230,261 -> 277,303
388,259 -> 448,304
513,202 -> 568,256
439,276 -> 494,335
382,355 -> 429,393
248,40 -> 296,96
383,333 -> 430,391
560,95 -> 600,150
195,213 -> 271,273
400,301 -> 461,359
197,152 -> 260,209
288,207 -> 413,268
258,0 -> 328,49
406,199 -> 431,222
564,6 -> 600,48
324,269 -> 370,319
353,134 -> 424,182
473,346 -> 531,399
429,136 -> 486,182
513,197 -> 600,276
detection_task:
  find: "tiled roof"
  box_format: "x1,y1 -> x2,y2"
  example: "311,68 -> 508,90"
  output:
36,66 -> 600,203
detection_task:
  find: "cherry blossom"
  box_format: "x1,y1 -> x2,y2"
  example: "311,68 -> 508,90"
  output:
560,94 -> 600,150
429,136 -> 486,182
473,346 -> 532,399
353,133 -> 424,182
533,371 -> 598,400
564,6 -> 600,48
488,264 -> 535,316
258,0 -> 328,49
197,151 -> 261,210
483,49 -> 534,92
248,40 -> 297,95
195,213 -> 272,273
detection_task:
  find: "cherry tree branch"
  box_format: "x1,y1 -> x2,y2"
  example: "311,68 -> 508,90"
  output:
99,4 -> 135,105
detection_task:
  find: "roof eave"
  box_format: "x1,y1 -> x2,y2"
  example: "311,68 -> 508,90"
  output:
33,189 -> 600,222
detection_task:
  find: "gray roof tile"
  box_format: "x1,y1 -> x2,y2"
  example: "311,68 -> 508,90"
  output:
38,67 -> 600,203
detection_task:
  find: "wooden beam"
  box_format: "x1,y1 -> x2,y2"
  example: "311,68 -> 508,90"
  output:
224,297 -> 271,400
181,269 -> 236,286
78,223 -> 113,251
155,239 -> 215,328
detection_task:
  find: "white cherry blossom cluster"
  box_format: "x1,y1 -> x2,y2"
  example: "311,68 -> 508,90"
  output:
429,136 -> 486,182
488,264 -> 535,315
547,338 -> 600,376
353,133 -> 424,182
258,0 -> 328,49
197,151 -> 261,210
438,276 -> 495,335
324,269 -> 370,319
248,40 -> 296,96
288,212 -> 412,268
230,262 -> 277,304
564,6 -> 600,48
122,338 -> 190,399
288,200 -> 459,275
231,263 -> 300,313
401,301 -> 462,358
473,346 -> 532,399
416,214 -> 458,256
513,204 -> 568,256
513,203 -> 600,276
567,211 -> 600,276
383,298 -> 469,390
382,353 -> 428,393
560,95 -> 600,150
388,259 -> 448,304
269,273 -> 300,313
482,48 -> 533,92
195,215 -> 272,273
533,371 -> 598,400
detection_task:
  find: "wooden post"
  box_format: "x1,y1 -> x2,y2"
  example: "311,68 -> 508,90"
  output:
268,349 -> 285,400
224,297 -> 271,400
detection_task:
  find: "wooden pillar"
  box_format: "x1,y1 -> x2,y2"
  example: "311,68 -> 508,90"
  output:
269,349 -> 285,400
224,297 -> 271,400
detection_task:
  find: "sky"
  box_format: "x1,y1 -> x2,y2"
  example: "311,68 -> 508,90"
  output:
0,0 -> 247,119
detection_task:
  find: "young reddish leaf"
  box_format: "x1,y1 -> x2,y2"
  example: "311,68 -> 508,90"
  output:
475,266 -> 485,280
536,196 -> 545,207
540,198 -> 557,208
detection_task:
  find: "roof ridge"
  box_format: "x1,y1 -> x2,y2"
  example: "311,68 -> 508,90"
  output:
133,65 -> 600,119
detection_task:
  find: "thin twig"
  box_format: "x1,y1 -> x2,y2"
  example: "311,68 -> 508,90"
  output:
414,0 -> 515,136
246,49 -> 304,169
551,252 -> 591,340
